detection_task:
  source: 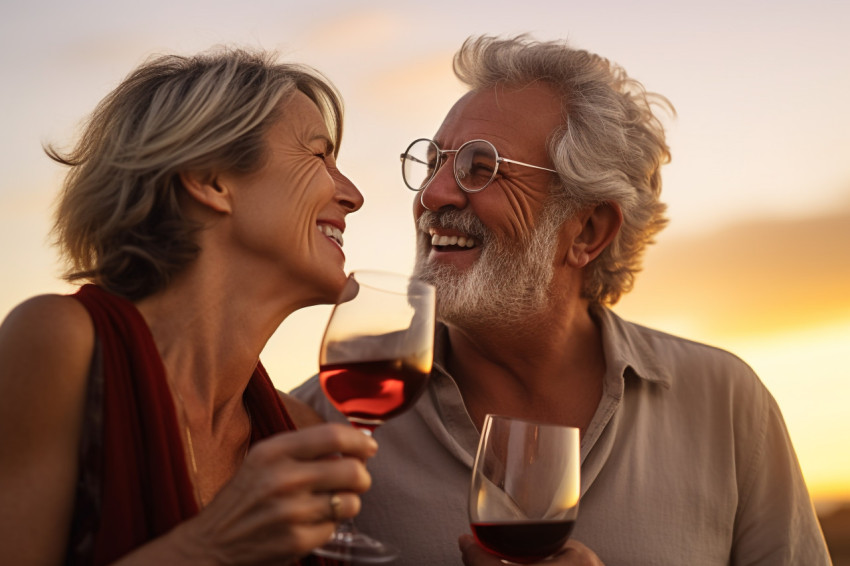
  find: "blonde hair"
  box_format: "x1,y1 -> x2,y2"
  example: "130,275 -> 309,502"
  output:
454,35 -> 674,305
48,47 -> 343,300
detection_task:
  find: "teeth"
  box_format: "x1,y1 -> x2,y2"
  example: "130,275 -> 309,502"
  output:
318,224 -> 343,247
429,231 -> 476,248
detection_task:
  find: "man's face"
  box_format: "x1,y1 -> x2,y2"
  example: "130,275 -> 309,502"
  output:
412,83 -> 567,327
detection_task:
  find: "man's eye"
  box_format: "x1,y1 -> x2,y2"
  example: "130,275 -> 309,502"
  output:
314,152 -> 327,159
470,159 -> 494,173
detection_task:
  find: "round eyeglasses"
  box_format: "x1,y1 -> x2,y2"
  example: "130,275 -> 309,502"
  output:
400,138 -> 558,193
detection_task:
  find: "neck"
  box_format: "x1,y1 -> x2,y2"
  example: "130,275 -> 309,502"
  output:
134,247 -> 307,432
445,299 -> 605,433
134,257 -> 288,507
130,215 -> 329,506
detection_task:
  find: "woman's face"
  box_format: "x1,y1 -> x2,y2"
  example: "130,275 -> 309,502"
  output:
222,90 -> 363,304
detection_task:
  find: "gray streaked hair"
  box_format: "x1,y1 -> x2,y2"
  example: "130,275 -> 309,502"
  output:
453,35 -> 674,305
48,47 -> 344,300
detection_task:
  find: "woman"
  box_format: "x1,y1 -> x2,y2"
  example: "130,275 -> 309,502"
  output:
0,48 -> 374,565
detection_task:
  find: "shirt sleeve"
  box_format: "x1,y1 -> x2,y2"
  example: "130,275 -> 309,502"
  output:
289,375 -> 349,425
731,386 -> 831,565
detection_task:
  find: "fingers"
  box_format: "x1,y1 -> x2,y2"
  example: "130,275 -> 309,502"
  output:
225,424 -> 373,522
175,425 -> 377,565
242,424 -> 376,498
253,422 -> 378,462
242,447 -> 372,498
269,489 -> 361,525
328,492 -> 343,521
320,490 -> 360,522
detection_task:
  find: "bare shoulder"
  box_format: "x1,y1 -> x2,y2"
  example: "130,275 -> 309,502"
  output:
0,293 -> 96,564
0,294 -> 94,377
279,391 -> 326,428
0,293 -> 94,412
1,293 -> 92,328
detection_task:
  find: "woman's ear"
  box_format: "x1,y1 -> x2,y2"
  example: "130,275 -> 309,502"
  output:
178,171 -> 233,214
566,202 -> 623,268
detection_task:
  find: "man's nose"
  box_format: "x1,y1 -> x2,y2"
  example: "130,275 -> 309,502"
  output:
418,156 -> 469,211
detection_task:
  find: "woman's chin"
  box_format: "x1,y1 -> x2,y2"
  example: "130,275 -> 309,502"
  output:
312,267 -> 349,305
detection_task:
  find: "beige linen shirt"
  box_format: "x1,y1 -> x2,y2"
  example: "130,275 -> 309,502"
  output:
292,306 -> 831,565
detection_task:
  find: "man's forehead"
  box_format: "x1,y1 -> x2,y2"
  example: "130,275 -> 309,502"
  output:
436,84 -> 563,147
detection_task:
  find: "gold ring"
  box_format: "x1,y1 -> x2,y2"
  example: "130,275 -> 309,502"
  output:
329,492 -> 342,521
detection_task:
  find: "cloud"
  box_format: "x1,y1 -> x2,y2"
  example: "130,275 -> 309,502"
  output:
616,203 -> 850,337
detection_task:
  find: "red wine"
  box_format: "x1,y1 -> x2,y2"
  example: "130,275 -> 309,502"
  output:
319,359 -> 429,431
471,520 -> 575,564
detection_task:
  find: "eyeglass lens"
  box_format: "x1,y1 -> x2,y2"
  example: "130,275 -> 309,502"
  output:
402,139 -> 499,192
454,141 -> 497,191
401,140 -> 438,191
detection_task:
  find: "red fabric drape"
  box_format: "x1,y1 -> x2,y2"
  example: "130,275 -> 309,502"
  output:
68,284 -> 334,565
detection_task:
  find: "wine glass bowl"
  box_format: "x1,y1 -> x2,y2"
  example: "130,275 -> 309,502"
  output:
469,415 -> 580,564
319,270 -> 434,432
314,270 -> 435,563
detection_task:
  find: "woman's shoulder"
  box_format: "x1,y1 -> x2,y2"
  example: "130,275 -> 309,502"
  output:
1,292 -> 93,340
0,293 -> 95,388
0,294 -> 95,564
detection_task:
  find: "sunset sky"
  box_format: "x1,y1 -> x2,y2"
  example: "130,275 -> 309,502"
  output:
1,1 -> 848,507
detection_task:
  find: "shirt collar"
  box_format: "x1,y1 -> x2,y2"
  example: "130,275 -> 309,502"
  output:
591,304 -> 673,389
432,305 -> 672,389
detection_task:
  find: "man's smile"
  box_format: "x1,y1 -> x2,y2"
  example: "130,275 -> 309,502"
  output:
428,228 -> 480,251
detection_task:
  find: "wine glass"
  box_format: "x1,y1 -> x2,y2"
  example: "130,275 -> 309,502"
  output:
314,270 -> 435,563
469,415 -> 580,564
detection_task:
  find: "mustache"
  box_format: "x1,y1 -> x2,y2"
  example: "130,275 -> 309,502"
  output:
417,209 -> 490,242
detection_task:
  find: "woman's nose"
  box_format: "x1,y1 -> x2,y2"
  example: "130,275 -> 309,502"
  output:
333,169 -> 364,212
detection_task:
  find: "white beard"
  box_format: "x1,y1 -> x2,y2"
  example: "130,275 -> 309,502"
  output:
414,206 -> 566,329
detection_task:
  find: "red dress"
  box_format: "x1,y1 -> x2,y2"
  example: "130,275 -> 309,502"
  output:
66,284 -> 333,565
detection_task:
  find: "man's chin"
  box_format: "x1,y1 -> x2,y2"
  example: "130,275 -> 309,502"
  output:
421,266 -> 496,327
415,260 -> 458,289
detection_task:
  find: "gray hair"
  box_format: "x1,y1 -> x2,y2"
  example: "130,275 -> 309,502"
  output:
48,47 -> 344,300
453,35 -> 673,305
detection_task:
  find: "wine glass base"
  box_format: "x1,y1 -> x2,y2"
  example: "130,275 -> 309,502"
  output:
312,530 -> 399,564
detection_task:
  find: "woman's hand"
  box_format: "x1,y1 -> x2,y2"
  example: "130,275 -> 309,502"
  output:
459,534 -> 605,566
170,423 -> 376,565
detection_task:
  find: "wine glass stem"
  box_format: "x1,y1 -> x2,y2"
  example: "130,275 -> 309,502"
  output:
337,518 -> 357,537
331,518 -> 358,546
332,426 -> 370,544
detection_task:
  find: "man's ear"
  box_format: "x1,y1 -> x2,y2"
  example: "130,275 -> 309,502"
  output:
567,202 -> 623,268
178,171 -> 233,214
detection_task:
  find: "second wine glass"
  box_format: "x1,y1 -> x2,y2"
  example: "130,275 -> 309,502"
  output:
314,270 -> 435,563
469,414 -> 580,564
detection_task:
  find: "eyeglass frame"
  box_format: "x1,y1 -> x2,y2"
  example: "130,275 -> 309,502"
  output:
400,138 -> 558,193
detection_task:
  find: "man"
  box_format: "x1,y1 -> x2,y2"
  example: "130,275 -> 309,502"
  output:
293,35 -> 830,565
